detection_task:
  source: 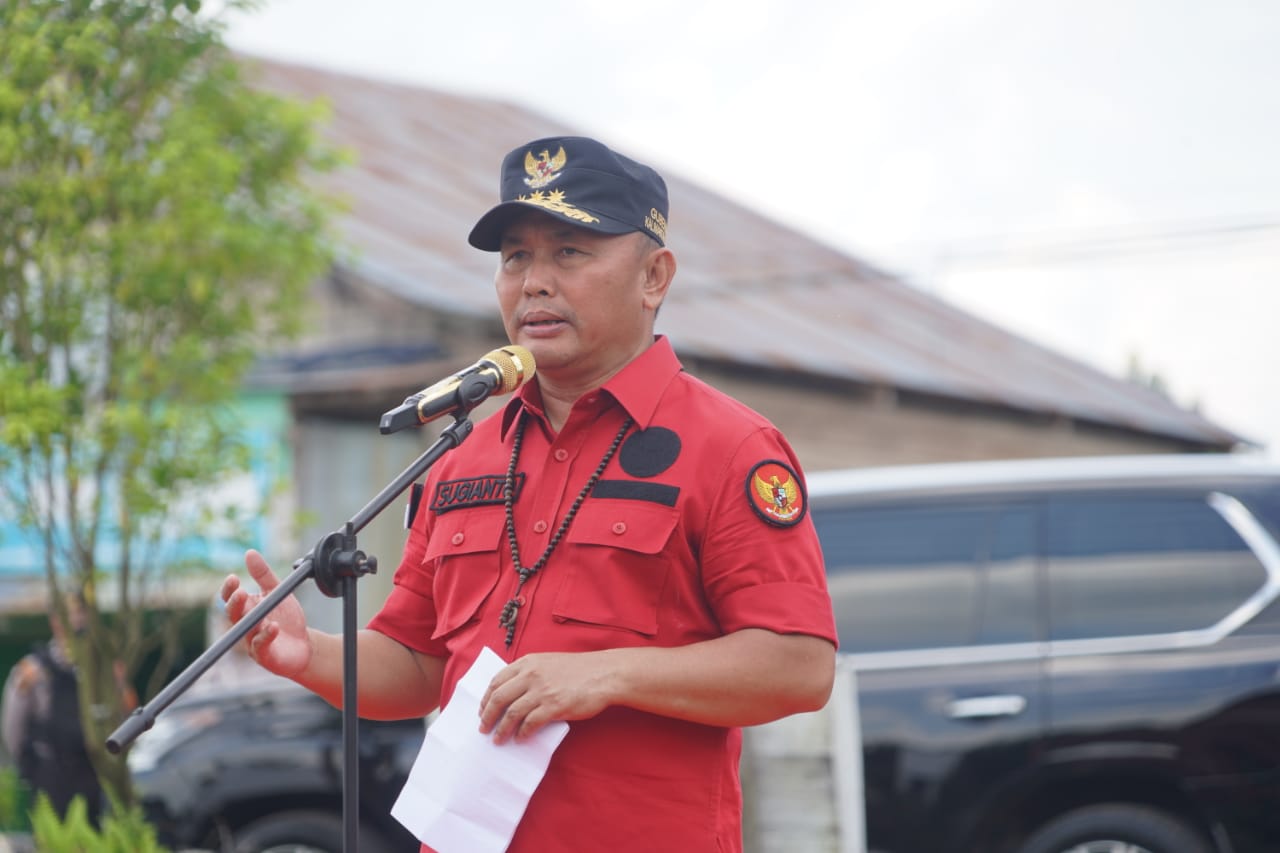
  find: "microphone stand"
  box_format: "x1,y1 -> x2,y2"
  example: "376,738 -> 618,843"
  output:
108,412 -> 478,853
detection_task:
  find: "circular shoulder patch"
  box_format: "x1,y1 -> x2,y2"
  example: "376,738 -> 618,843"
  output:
746,460 -> 807,527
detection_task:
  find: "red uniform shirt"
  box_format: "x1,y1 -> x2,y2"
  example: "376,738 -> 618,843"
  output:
370,336 -> 836,852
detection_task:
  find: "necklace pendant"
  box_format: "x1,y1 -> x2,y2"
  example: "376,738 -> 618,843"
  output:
499,590 -> 526,635
499,597 -> 519,628
499,596 -> 523,647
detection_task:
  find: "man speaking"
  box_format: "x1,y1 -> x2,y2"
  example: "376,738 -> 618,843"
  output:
222,134 -> 838,852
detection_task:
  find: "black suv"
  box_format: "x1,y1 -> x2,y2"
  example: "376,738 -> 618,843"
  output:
808,453 -> 1280,853
128,681 -> 424,853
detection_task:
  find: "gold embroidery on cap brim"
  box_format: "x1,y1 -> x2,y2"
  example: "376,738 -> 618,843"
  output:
517,190 -> 601,225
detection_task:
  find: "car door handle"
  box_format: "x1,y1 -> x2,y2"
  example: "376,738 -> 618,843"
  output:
945,694 -> 1028,720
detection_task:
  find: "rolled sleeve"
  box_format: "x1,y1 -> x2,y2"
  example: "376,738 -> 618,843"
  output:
697,428 -> 837,648
715,580 -> 838,644
367,582 -> 448,658
366,511 -> 448,657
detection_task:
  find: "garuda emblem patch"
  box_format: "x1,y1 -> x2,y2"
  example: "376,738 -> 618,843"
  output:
524,146 -> 567,188
747,460 -> 807,527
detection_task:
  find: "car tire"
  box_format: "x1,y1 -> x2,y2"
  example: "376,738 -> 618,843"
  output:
232,810 -> 399,853
1016,803 -> 1213,853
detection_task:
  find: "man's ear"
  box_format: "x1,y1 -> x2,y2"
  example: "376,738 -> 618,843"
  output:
642,247 -> 677,311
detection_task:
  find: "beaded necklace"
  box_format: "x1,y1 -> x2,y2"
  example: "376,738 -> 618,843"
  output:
498,411 -> 634,646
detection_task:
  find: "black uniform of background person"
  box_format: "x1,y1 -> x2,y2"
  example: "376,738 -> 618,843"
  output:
1,597 -> 104,821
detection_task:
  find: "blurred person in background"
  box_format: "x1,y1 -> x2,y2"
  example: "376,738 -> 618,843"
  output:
1,594 -> 123,821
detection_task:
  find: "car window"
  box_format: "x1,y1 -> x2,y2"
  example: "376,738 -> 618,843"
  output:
1239,483 -> 1280,544
977,506 -> 1040,645
1233,483 -> 1280,632
1046,492 -> 1267,641
814,501 -> 1037,653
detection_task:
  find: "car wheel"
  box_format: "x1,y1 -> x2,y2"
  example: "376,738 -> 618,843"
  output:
1016,804 -> 1213,853
232,810 -> 398,853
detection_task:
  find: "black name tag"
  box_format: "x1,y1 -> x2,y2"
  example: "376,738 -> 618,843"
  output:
431,474 -> 524,514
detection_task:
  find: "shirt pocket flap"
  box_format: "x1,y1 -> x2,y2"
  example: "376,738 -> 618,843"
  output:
566,499 -> 680,553
423,507 -> 506,561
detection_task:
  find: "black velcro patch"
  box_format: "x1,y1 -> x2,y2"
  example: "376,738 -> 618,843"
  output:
619,427 -> 681,478
592,479 -> 680,507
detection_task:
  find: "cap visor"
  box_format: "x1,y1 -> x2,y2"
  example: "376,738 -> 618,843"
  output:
468,201 -> 638,251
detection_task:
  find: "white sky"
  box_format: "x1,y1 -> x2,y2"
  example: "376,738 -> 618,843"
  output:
222,0 -> 1280,458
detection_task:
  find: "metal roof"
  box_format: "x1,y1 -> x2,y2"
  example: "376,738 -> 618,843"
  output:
243,55 -> 1242,450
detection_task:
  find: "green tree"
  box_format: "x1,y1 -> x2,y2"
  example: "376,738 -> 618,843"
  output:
0,0 -> 339,807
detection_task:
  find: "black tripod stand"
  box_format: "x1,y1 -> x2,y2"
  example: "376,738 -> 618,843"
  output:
108,414 -> 477,853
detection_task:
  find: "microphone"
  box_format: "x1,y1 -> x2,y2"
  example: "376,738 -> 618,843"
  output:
379,345 -> 536,435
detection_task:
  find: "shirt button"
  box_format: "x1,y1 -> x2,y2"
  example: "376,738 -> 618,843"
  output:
533,520 -> 548,534
554,449 -> 569,462
612,522 -> 627,535
451,532 -> 465,545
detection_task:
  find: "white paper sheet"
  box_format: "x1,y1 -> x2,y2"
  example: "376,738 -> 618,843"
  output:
391,646 -> 570,853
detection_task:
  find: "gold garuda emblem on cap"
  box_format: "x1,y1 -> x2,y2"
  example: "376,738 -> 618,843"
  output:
524,147 -> 566,189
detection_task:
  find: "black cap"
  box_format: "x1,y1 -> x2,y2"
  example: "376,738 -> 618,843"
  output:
468,136 -> 669,251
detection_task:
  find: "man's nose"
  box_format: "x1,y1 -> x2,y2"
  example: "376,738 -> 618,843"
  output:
521,256 -> 556,297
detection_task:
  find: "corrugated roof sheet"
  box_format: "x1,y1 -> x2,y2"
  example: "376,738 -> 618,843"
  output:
243,54 -> 1242,449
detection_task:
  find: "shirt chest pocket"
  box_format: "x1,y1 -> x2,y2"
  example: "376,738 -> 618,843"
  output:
423,508 -> 505,640
552,500 -> 680,636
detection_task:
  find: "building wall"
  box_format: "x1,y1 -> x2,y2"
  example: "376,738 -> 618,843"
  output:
289,417 -> 441,629
686,364 -> 1203,473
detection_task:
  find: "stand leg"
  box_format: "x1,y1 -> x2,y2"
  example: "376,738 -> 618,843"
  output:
343,574 -> 359,853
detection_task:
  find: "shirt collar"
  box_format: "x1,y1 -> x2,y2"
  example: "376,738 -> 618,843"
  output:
602,335 -> 681,427
499,336 -> 682,436
501,379 -> 543,438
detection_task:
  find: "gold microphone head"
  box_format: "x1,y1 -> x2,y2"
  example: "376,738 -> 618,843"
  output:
485,345 -> 537,393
